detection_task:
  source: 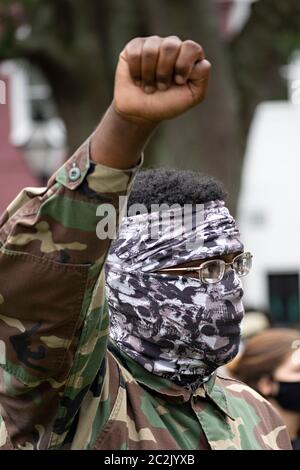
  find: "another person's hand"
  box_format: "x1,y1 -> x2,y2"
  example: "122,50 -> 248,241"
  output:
114,36 -> 211,124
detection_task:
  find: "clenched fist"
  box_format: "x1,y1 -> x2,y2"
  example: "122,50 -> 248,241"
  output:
91,36 -> 211,168
114,36 -> 211,123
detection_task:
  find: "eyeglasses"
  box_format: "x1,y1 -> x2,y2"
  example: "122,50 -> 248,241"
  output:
158,252 -> 253,285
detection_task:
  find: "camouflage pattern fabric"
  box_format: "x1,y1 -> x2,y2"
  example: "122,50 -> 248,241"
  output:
88,345 -> 292,450
105,201 -> 245,390
108,201 -> 243,273
0,139 -> 140,450
0,139 -> 292,450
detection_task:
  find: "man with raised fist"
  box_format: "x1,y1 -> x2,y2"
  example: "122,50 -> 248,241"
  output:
0,36 -> 291,450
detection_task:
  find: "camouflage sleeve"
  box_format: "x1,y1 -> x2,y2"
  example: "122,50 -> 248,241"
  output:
0,138 -> 141,450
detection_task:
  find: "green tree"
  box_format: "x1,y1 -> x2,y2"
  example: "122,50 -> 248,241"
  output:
230,0 -> 300,140
0,0 -> 242,212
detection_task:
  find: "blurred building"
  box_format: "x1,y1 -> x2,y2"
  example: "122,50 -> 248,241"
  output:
0,60 -> 66,215
215,0 -> 257,40
238,53 -> 300,326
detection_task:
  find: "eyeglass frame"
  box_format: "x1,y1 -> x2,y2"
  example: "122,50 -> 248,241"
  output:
158,251 -> 253,284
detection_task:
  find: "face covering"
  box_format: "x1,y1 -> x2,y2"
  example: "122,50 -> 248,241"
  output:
106,200 -> 245,391
275,381 -> 300,412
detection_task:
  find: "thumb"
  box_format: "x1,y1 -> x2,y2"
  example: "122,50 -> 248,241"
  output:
189,59 -> 212,100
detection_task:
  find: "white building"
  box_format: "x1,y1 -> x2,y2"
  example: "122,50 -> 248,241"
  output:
215,0 -> 258,40
0,60 -> 66,182
237,53 -> 300,325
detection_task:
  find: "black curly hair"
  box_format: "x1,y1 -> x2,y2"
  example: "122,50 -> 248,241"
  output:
127,168 -> 226,212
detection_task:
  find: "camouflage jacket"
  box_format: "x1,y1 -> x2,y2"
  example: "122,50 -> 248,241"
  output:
86,344 -> 292,450
0,140 -> 292,450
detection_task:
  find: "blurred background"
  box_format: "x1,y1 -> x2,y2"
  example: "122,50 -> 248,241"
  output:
0,0 -> 300,326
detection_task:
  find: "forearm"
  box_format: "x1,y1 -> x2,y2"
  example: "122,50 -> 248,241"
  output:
90,103 -> 157,169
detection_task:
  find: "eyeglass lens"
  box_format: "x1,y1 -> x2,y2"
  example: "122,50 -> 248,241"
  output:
201,260 -> 225,284
201,253 -> 252,284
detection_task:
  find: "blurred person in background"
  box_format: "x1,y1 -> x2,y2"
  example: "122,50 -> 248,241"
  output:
229,328 -> 300,449
219,309 -> 272,378
240,310 -> 272,340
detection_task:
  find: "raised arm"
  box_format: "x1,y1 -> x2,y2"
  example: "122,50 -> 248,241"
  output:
91,35 -> 211,169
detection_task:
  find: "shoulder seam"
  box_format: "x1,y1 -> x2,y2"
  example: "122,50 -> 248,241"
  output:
216,373 -> 246,385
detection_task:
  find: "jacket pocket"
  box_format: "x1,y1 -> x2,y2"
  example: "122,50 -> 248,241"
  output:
0,248 -> 89,384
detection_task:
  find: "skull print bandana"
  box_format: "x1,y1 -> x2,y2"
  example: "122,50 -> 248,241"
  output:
106,200 -> 245,391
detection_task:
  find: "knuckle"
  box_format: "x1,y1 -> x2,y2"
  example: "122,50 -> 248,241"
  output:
162,44 -> 178,56
175,63 -> 189,76
166,35 -> 181,42
125,43 -> 143,62
162,37 -> 181,54
197,45 -> 204,57
201,60 -> 212,74
148,34 -> 161,41
184,40 -> 204,54
183,39 -> 198,48
143,47 -> 159,61
144,35 -> 161,49
128,51 -> 141,63
205,61 -> 212,72
127,37 -> 143,49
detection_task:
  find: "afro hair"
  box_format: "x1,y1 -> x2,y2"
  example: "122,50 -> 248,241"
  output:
127,168 -> 226,212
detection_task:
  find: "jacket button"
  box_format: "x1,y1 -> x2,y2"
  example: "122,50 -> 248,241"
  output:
69,165 -> 81,182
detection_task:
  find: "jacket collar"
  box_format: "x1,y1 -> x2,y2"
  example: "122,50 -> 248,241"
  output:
109,341 -> 235,420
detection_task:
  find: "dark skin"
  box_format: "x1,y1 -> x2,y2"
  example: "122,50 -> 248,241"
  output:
89,36 -> 211,169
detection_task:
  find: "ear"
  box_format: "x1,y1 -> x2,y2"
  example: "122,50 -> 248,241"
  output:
257,375 -> 278,397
